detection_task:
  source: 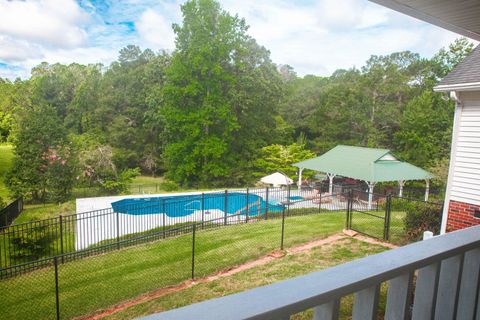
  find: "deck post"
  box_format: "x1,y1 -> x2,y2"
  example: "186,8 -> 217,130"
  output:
297,167 -> 303,188
327,173 -> 336,194
398,180 -> 405,197
367,182 -> 376,210
425,179 -> 430,202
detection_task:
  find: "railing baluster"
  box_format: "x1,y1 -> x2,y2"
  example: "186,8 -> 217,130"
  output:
457,248 -> 480,319
412,263 -> 439,320
385,272 -> 413,320
313,299 -> 339,320
352,285 -> 380,320
434,255 -> 462,320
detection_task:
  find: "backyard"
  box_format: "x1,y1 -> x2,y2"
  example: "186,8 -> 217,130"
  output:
101,237 -> 389,320
0,212 -> 355,320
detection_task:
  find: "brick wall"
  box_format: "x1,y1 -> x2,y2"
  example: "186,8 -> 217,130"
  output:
447,200 -> 480,231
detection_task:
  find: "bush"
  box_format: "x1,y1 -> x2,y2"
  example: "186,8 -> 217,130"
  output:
404,202 -> 442,241
160,180 -> 179,192
10,224 -> 56,262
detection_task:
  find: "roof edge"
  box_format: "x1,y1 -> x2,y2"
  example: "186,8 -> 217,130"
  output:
434,82 -> 480,92
369,0 -> 480,41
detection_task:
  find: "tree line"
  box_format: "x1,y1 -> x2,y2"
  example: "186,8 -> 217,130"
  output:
0,0 -> 474,202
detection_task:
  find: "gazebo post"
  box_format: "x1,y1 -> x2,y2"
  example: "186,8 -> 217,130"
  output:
327,173 -> 336,194
297,168 -> 304,188
367,181 -> 376,210
398,180 -> 405,197
425,179 -> 430,202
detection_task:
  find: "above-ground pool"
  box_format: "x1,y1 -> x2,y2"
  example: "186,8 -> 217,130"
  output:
111,192 -> 285,217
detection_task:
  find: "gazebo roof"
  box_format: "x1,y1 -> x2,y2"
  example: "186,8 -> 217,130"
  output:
293,145 -> 433,183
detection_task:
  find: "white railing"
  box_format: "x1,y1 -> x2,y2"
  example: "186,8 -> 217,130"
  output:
141,225 -> 480,320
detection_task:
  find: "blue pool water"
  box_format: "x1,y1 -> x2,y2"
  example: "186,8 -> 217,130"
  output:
289,196 -> 303,201
111,192 -> 285,217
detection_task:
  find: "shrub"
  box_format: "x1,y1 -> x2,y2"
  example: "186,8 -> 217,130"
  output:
160,180 -> 180,192
10,224 -> 56,262
404,201 -> 442,241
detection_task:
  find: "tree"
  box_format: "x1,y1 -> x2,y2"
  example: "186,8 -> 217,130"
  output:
162,0 -> 283,186
254,143 -> 316,178
78,145 -> 140,194
394,91 -> 454,167
7,104 -> 76,202
432,37 -> 474,78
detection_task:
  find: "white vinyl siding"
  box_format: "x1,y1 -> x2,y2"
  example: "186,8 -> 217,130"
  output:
451,91 -> 480,205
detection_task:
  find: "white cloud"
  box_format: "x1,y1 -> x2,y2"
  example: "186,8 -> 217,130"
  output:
136,9 -> 176,51
222,0 -> 464,76
0,0 -> 90,49
0,36 -> 44,62
0,0 -> 474,80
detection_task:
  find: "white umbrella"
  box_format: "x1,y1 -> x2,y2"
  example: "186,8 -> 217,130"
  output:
260,172 -> 293,187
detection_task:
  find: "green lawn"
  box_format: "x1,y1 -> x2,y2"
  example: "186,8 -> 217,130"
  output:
0,212 -> 346,320
106,238 -> 389,320
0,144 -> 13,200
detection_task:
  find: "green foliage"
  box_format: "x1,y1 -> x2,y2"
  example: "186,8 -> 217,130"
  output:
160,180 -> 180,192
102,168 -> 141,194
6,104 -> 76,202
0,196 -> 5,210
429,157 -> 450,190
78,145 -> 140,194
404,202 -> 442,241
162,0 -> 283,186
254,143 -> 316,178
10,224 -> 56,261
394,91 -> 453,167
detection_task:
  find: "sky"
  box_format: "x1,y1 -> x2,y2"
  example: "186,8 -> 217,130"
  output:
0,0 -> 473,80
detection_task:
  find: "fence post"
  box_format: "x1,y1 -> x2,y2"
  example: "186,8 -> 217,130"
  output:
346,190 -> 354,229
54,256 -> 60,320
224,190 -> 228,226
246,188 -> 249,223
345,191 -> 351,229
384,194 -> 392,241
116,211 -> 120,250
59,215 -> 64,263
162,201 -> 166,239
265,187 -> 269,220
287,185 -> 291,217
318,190 -> 322,213
281,206 -> 286,250
201,193 -> 205,229
191,222 -> 196,280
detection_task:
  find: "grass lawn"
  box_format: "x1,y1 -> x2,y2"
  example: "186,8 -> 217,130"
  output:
14,201 -> 76,223
0,212 -> 346,320
103,237 -> 389,320
0,144 -> 13,200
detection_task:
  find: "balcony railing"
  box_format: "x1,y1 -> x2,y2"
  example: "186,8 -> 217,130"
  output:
141,225 -> 480,320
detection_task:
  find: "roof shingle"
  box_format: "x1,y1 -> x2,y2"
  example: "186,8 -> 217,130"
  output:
437,45 -> 480,87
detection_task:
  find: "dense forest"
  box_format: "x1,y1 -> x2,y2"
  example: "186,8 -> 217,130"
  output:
0,0 -> 475,202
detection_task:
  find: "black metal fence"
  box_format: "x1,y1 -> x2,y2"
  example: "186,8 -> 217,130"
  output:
0,197 -> 23,228
0,186 -> 354,277
346,190 -> 443,243
0,191 -> 349,320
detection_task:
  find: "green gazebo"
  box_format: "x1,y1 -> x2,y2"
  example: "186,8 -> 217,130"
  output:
293,145 -> 433,209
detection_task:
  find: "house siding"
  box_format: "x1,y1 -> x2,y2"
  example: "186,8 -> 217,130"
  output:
450,91 -> 480,206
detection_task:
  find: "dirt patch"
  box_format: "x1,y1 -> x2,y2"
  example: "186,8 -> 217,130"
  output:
81,233 -> 392,320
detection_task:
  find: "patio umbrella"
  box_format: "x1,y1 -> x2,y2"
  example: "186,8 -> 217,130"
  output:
260,172 -> 293,187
